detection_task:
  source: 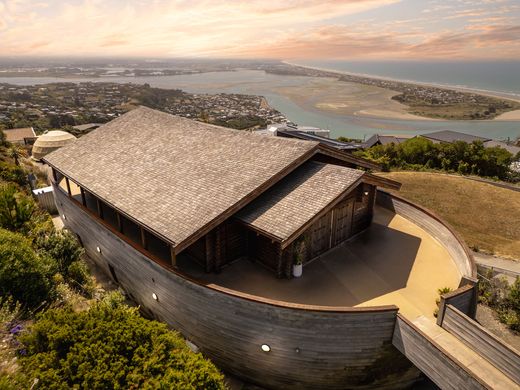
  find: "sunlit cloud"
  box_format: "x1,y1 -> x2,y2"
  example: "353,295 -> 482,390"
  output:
0,0 -> 519,59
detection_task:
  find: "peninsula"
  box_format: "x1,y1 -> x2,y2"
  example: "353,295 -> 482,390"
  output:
257,62 -> 520,121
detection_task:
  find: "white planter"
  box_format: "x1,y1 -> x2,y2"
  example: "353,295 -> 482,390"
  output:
292,264 -> 303,278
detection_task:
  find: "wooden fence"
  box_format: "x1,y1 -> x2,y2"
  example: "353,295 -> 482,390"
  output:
441,305 -> 520,384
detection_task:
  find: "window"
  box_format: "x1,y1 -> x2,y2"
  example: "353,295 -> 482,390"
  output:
100,201 -> 119,230
120,215 -> 141,245
144,230 -> 171,264
83,190 -> 98,214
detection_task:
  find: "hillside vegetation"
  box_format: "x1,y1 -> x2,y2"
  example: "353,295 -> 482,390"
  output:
378,171 -> 520,260
0,131 -> 225,389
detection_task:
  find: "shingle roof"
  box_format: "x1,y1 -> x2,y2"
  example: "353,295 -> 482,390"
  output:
3,127 -> 36,142
483,140 -> 520,155
421,130 -> 491,143
44,107 -> 318,251
236,161 -> 364,243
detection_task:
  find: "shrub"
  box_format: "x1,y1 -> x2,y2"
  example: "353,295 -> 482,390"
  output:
36,230 -> 94,296
18,295 -> 226,389
0,161 -> 26,185
0,229 -> 54,311
0,184 -> 35,232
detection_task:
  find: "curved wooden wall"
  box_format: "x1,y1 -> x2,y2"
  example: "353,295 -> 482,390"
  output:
376,190 -> 476,278
54,185 -> 422,389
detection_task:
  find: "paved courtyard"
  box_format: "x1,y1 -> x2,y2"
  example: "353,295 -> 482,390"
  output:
181,207 -> 461,320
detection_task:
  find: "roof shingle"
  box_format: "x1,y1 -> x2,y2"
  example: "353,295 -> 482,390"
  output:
44,107 -> 318,250
236,161 -> 364,242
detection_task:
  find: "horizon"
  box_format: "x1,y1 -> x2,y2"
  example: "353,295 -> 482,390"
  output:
1,0 -> 519,60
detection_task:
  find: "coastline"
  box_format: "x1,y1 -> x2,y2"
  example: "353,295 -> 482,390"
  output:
283,60 -> 520,121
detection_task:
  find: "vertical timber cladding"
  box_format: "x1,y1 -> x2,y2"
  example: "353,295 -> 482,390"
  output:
54,186 -> 415,390
352,184 -> 375,235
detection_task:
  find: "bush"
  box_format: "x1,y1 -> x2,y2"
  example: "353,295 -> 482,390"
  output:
0,184 -> 35,232
0,229 -> 54,311
0,161 -> 26,185
36,230 -> 93,296
357,138 -> 514,181
18,295 -> 226,389
479,272 -> 520,332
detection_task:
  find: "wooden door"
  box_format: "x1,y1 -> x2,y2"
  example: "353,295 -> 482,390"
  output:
309,213 -> 332,258
331,197 -> 354,246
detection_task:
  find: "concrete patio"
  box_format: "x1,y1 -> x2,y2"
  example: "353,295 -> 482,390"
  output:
179,207 -> 461,320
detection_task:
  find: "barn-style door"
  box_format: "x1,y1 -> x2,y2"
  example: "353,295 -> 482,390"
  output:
309,212 -> 332,259
331,197 -> 355,246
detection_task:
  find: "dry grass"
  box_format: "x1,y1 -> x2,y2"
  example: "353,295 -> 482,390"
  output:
377,171 -> 520,260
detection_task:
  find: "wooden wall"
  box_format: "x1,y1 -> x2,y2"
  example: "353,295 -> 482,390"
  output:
392,315 -> 487,390
54,185 -> 422,389
376,190 -> 475,278
441,305 -> 520,384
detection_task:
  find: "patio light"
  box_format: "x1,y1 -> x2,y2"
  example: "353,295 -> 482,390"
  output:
261,344 -> 271,352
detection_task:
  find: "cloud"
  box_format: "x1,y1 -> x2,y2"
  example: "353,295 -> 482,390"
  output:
0,0 -> 518,60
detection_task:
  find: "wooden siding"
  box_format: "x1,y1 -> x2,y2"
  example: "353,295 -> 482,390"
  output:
54,186 -> 422,389
442,305 -> 520,385
392,315 -> 487,390
252,233 -> 279,274
331,196 -> 354,246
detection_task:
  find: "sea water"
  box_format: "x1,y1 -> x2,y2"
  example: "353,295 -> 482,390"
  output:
296,60 -> 520,99
1,69 -> 519,140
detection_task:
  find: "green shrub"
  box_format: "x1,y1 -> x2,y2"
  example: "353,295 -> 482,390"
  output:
0,296 -> 22,325
357,138 -> 514,181
0,184 -> 35,233
0,229 -> 54,311
36,230 -> 93,296
0,161 -> 26,185
19,295 -> 226,389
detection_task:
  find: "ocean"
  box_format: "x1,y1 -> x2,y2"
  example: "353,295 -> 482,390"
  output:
295,60 -> 520,99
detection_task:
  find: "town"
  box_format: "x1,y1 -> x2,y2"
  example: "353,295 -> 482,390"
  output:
0,82 -> 287,133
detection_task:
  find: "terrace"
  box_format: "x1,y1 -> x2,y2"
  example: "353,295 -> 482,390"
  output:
179,207 -> 461,320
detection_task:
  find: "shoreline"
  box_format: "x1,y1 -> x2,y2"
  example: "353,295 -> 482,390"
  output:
283,61 -> 520,121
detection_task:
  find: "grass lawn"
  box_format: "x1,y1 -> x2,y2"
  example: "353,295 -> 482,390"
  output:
377,171 -> 520,260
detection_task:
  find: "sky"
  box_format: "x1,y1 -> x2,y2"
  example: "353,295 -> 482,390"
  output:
0,0 -> 519,60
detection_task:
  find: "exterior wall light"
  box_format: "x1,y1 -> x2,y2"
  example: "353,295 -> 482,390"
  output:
261,344 -> 271,352
62,214 -> 67,220
152,293 -> 158,301
96,246 -> 102,253
364,191 -> 369,196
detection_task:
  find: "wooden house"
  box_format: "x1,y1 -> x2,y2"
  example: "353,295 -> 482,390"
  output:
45,107 -> 398,280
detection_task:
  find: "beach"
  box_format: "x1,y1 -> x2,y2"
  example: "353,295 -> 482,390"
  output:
284,61 -> 520,122
272,76 -> 437,121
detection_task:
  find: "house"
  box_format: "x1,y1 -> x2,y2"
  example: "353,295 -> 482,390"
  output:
43,107 -> 478,389
420,130 -> 490,144
363,133 -> 414,148
276,130 -> 363,153
264,122 -> 331,138
45,107 -> 394,278
2,127 -> 37,145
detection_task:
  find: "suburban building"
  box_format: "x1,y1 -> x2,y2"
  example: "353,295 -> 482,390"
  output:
2,126 -> 37,145
32,130 -> 77,161
262,122 -> 331,138
420,130 -> 491,144
43,107 -> 502,389
363,133 -> 414,148
276,130 -> 363,152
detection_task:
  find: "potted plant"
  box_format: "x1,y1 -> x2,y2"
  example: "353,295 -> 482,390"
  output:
293,240 -> 306,278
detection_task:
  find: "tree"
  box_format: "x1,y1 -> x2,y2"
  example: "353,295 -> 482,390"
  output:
7,145 -> 26,166
0,184 -> 35,233
0,229 -> 54,310
19,294 -> 226,389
